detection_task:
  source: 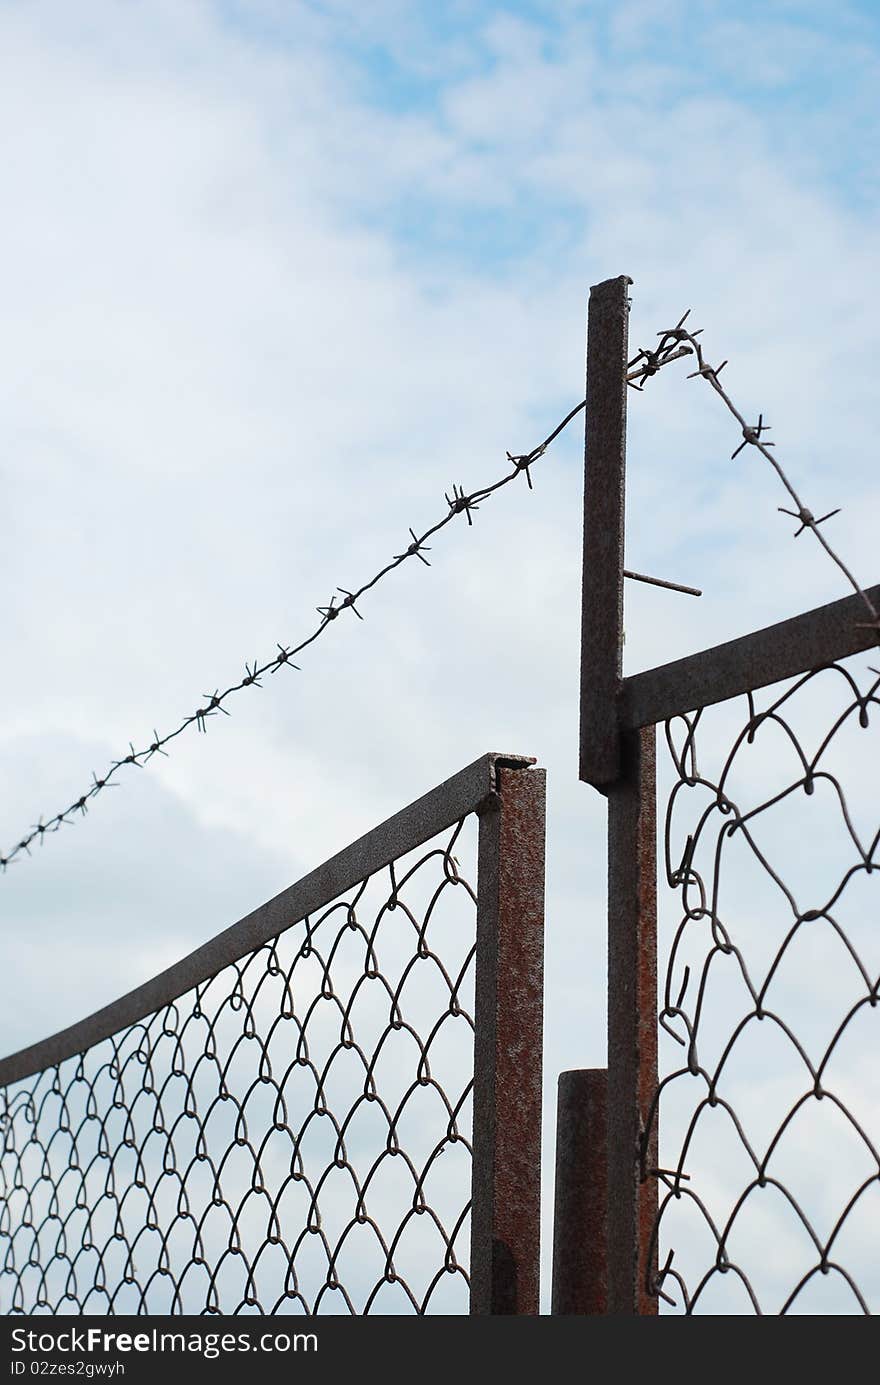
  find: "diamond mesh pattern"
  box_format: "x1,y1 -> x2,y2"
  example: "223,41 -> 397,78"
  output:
0,816 -> 478,1315
648,657 -> 880,1314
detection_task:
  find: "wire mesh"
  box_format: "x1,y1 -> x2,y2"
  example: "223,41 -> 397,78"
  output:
648,652 -> 880,1314
0,815 -> 480,1315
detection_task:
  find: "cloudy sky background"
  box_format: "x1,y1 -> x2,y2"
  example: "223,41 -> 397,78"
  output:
1,0 -> 879,1312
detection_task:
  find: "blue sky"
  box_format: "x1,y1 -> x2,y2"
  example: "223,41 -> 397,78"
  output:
0,0 -> 879,1313
213,0 -> 880,262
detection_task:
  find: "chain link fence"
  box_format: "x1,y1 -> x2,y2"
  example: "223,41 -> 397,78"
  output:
0,755 -> 545,1316
648,653 -> 880,1313
568,273 -> 880,1317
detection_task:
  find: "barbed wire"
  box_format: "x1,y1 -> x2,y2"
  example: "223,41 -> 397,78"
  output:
1,403 -> 588,874
626,315 -> 880,640
7,308 -> 861,876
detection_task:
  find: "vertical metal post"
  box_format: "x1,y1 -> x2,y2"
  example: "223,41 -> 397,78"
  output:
579,274 -> 632,789
470,765 -> 546,1315
574,273 -> 658,1313
606,725 -> 658,1315
551,1068 -> 608,1314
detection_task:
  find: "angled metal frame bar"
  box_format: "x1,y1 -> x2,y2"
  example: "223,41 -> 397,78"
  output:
622,583 -> 880,729
0,752 -> 546,1317
573,272 -> 878,1318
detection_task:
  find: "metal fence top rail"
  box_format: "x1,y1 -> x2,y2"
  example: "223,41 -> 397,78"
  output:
620,582 -> 880,730
0,751 -> 535,1090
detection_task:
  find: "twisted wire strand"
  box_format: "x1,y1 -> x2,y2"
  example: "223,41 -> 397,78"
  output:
0,404 -> 585,874
627,315 -> 880,637
7,308 -> 873,878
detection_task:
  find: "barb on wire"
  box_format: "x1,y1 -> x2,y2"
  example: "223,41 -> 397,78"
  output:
0,406 -> 582,874
626,310 -> 880,641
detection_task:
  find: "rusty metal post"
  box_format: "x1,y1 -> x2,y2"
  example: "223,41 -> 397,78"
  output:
470,765 -> 546,1315
607,724 -> 658,1315
579,274 -> 632,789
551,1068 -> 608,1314
576,273 -> 657,1313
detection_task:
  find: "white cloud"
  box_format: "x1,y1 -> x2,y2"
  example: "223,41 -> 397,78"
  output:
0,0 -> 878,1314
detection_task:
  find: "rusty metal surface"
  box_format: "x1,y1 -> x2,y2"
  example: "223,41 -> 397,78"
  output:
577,274 -> 879,1317
622,569 -> 702,599
579,275 -> 632,789
606,725 -> 658,1316
621,582 -> 880,731
471,767 -> 546,1314
551,1069 -> 608,1315
0,755 -> 546,1317
577,274 -> 658,1315
0,752 -> 533,1089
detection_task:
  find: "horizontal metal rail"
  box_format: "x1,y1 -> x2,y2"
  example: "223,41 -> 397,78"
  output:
0,751 -> 533,1089
621,582 -> 880,729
